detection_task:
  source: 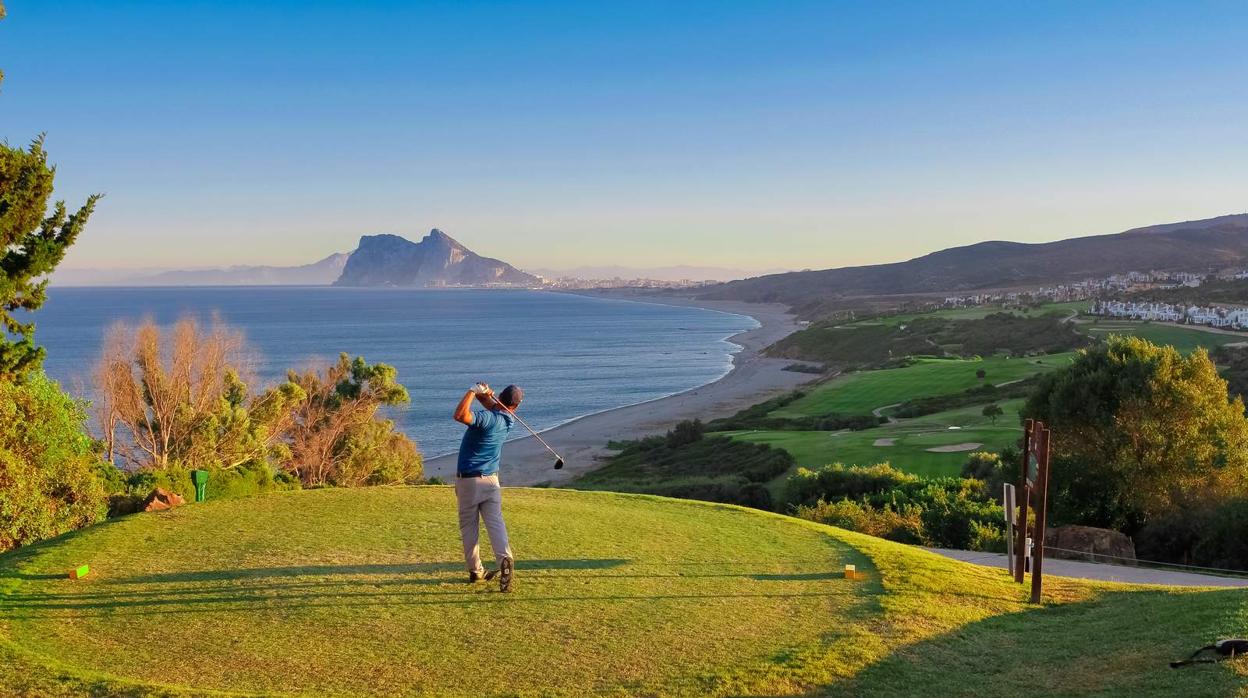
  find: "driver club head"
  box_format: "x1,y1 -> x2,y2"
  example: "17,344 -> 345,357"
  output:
554,458 -> 565,470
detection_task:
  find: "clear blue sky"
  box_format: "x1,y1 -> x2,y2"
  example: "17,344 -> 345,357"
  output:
2,1 -> 1246,272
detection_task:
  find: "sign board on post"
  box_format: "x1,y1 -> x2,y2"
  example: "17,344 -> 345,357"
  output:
1012,418 -> 1052,603
1013,422 -> 1031,584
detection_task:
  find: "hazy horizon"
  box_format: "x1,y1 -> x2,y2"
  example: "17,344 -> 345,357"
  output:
4,2 -> 1247,272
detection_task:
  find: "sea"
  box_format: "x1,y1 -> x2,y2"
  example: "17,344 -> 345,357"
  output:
33,287 -> 756,457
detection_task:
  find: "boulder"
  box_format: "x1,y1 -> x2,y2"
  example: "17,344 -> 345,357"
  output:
1044,525 -> 1135,564
142,487 -> 186,512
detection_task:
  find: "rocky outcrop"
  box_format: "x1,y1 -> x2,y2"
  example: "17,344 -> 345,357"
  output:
1044,525 -> 1136,564
142,488 -> 186,512
334,229 -> 539,288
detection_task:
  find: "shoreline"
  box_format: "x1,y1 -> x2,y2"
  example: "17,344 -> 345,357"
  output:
423,294 -> 816,486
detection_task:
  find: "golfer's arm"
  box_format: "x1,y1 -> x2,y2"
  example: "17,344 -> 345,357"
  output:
454,391 -> 475,425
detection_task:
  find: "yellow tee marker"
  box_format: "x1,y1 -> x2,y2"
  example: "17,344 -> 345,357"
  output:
844,564 -> 863,580
69,565 -> 90,580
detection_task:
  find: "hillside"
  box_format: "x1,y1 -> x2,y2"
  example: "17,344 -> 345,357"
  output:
1,487 -> 1244,696
335,229 -> 539,287
700,214 -> 1248,313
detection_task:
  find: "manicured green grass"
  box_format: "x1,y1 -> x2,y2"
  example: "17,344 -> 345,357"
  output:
775,354 -> 1076,418
848,301 -> 1089,327
728,400 -> 1026,478
1083,321 -> 1246,354
2,487 -> 1244,696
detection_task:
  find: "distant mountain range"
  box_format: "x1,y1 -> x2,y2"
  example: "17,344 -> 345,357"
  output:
334,230 -> 539,287
699,213 -> 1248,308
51,230 -> 538,288
530,265 -> 787,282
130,253 -> 350,286
51,214 -> 1248,295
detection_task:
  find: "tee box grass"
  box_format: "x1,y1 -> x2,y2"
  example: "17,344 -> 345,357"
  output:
1,487 -> 1244,696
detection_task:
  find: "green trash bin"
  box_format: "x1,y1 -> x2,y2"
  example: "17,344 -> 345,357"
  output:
190,469 -> 210,502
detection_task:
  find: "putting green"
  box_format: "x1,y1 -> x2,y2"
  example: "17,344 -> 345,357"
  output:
2,487 -> 1245,696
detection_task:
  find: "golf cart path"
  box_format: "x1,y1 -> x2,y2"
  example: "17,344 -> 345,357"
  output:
929,548 -> 1248,588
872,402 -> 900,424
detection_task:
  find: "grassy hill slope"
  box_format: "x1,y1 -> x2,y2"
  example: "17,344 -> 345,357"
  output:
1,487 -> 1245,696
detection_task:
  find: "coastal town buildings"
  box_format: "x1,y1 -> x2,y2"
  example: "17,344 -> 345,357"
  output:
1090,300 -> 1248,329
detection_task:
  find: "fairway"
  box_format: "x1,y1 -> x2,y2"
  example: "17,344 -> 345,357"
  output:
729,401 -> 1026,478
774,354 -> 1076,418
2,487 -> 1245,696
1083,321 -> 1246,354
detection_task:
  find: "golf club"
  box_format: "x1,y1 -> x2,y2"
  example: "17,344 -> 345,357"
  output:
481,388 -> 565,469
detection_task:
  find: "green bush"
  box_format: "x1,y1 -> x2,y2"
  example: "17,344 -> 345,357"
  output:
787,462 -> 1005,551
665,419 -> 705,448
915,482 -> 1003,549
785,462 -> 919,509
1136,498 -> 1248,571
795,498 -> 924,544
106,462 -> 301,516
0,373 -> 108,552
337,418 -> 424,487
968,520 -> 1007,552
961,449 -> 1013,502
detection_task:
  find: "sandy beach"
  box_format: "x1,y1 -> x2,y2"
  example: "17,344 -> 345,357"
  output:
424,295 -> 815,486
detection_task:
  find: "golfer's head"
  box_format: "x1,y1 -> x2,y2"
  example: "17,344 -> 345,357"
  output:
499,384 -> 523,409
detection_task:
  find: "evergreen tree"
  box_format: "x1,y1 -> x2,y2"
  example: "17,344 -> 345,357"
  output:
0,5 -> 100,379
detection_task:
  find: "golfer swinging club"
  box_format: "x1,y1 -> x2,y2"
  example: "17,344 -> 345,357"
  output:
453,382 -> 520,592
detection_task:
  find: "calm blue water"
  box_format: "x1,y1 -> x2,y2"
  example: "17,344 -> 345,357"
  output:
33,288 -> 755,457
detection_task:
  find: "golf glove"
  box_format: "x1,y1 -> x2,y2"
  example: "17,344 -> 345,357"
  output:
471,382 -> 493,396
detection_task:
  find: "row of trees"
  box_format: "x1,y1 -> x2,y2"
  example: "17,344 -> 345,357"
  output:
96,317 -> 420,491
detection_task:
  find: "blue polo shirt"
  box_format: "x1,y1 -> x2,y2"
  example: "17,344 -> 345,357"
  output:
457,408 -> 516,477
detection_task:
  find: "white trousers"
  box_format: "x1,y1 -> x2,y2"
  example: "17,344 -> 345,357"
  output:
455,474 -> 512,573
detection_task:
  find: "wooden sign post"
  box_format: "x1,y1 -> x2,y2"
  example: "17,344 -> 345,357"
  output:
1013,419 -> 1052,603
1003,483 -> 1016,577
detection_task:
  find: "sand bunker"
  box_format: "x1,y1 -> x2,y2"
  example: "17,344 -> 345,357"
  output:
926,442 -> 983,453
873,438 -> 896,447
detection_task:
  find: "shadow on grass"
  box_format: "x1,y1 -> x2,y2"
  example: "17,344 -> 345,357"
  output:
0,550 -> 884,621
837,587 -> 1248,696
112,558 -> 629,584
2,587 -> 866,619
